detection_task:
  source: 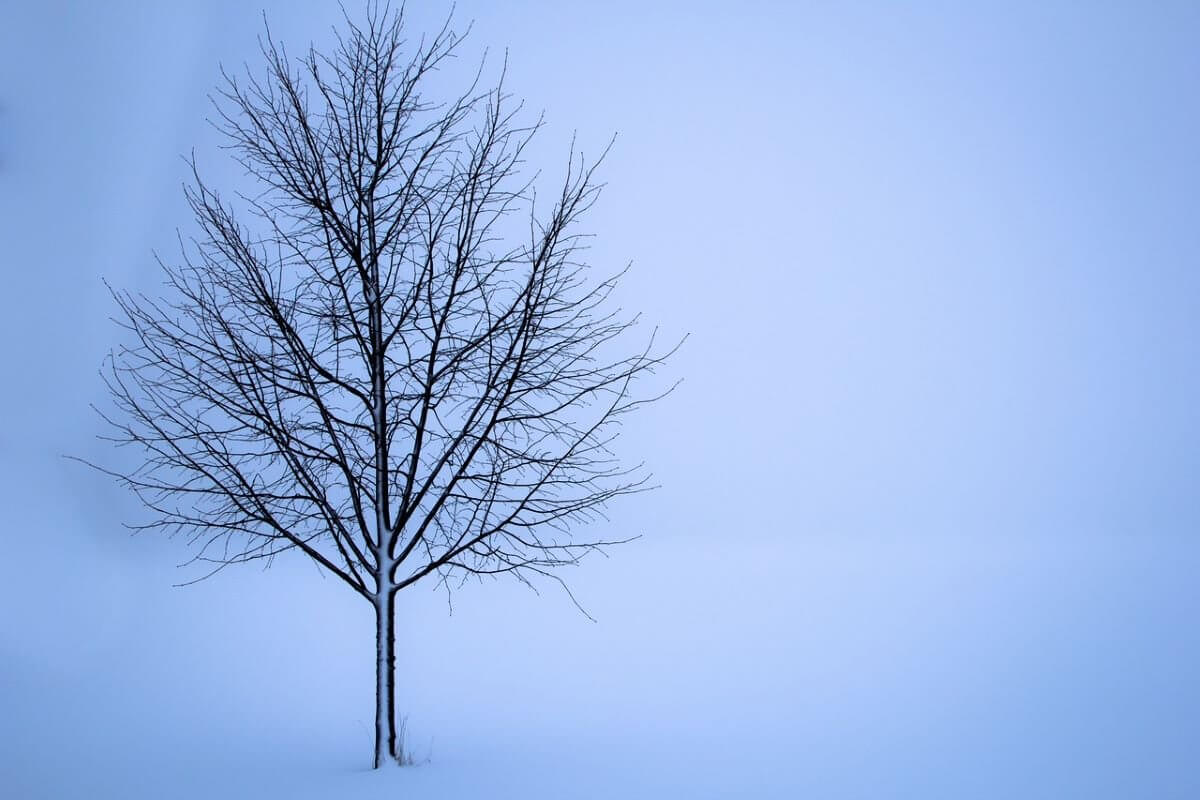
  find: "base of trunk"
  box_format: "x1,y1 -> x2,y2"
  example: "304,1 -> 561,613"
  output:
374,591 -> 397,769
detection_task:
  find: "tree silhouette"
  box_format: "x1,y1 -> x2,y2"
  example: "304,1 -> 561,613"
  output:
88,5 -> 677,768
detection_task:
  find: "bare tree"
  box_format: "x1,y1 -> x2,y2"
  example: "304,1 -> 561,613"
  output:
87,5 -> 677,768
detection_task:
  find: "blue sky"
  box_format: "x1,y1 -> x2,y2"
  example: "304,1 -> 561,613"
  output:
2,2 -> 1199,797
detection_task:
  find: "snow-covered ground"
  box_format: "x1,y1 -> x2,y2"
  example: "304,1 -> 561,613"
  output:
4,486 -> 1198,799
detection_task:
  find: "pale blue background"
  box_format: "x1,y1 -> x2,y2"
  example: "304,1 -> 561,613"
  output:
2,2 -> 1198,797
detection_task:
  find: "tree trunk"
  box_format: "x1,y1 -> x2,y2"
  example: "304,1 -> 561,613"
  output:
374,590 -> 397,768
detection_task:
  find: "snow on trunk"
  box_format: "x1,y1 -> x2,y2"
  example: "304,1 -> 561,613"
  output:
374,589 -> 397,768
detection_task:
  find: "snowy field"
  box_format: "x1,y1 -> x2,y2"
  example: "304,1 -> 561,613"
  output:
4,499 -> 1198,798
